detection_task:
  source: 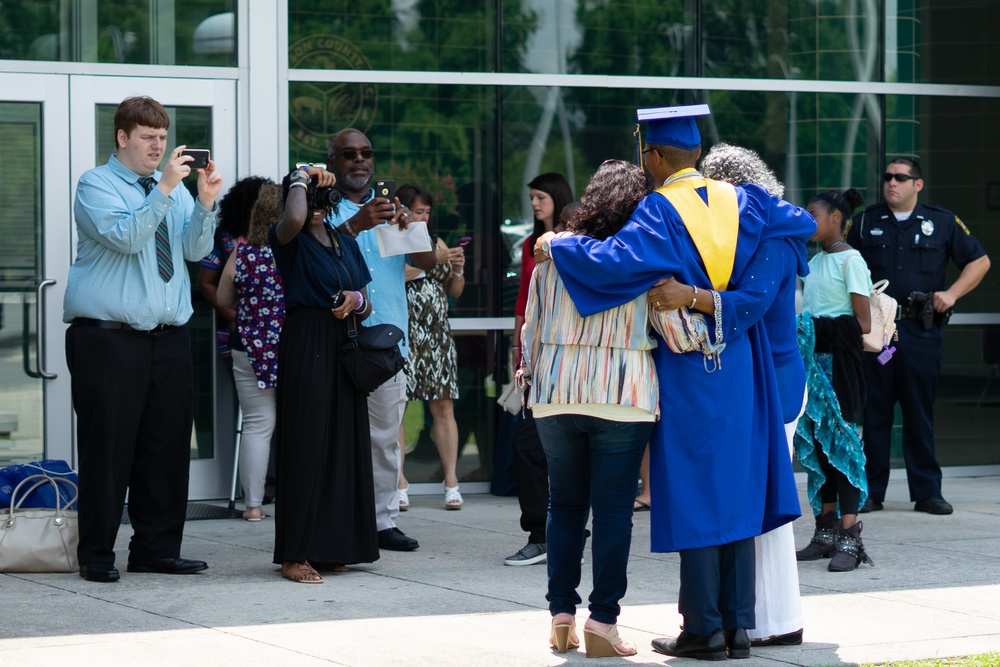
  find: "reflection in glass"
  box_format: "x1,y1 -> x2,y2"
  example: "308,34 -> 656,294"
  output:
0,1 -> 236,65
0,103 -> 44,464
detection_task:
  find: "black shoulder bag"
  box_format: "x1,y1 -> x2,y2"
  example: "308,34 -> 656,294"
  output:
325,224 -> 406,393
341,315 -> 406,394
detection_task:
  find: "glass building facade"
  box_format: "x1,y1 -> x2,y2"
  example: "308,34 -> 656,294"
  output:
1,0 -> 998,497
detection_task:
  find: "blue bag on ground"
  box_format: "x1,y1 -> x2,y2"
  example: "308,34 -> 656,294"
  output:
0,460 -> 79,510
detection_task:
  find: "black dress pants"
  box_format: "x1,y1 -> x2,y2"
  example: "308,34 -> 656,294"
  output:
512,408 -> 548,544
678,537 -> 756,635
67,323 -> 194,566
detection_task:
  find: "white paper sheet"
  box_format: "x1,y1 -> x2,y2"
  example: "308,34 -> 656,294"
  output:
375,220 -> 433,257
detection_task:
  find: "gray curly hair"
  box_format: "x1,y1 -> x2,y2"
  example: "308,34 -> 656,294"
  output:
700,142 -> 785,198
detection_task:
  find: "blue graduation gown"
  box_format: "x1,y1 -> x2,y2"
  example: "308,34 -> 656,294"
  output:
549,183 -> 814,552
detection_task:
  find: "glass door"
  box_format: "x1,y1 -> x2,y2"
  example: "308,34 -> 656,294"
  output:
69,76 -> 238,499
0,74 -> 73,470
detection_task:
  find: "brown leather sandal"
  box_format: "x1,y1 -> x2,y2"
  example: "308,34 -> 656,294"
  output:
281,561 -> 324,584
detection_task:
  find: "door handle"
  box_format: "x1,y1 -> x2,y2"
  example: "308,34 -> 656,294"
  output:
35,278 -> 57,379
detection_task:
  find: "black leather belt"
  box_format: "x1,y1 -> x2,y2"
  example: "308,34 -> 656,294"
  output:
74,317 -> 178,333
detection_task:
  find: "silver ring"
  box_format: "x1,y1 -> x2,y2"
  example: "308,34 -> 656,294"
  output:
655,301 -> 661,308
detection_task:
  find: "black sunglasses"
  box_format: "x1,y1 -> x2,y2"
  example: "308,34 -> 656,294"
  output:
883,172 -> 917,183
333,149 -> 374,160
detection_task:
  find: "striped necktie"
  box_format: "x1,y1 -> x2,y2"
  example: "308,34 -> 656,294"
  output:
140,176 -> 174,282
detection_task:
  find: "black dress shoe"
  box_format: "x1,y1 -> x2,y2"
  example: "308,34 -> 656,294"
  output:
750,628 -> 803,647
725,628 -> 750,658
378,527 -> 419,551
127,557 -> 209,574
79,563 -> 120,582
914,495 -> 953,515
859,498 -> 883,513
651,630 -> 727,661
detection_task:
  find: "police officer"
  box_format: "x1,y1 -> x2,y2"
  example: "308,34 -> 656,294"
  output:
847,158 -> 990,516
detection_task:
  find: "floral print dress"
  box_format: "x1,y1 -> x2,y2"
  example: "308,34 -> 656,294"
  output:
234,243 -> 284,389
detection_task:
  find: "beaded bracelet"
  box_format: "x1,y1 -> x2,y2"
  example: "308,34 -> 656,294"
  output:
353,291 -> 365,312
711,289 -> 723,343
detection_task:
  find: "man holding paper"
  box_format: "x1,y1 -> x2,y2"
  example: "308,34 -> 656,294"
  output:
327,128 -> 437,552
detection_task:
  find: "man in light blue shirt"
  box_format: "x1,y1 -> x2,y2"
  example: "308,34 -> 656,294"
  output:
326,128 -> 437,551
64,96 -> 222,583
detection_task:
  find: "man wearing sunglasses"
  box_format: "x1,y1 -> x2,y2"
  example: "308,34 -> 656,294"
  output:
847,157 -> 990,516
325,128 -> 438,552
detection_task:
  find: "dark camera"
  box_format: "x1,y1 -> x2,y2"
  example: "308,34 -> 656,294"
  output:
307,183 -> 341,210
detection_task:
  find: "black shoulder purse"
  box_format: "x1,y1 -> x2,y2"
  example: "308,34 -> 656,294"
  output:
325,225 -> 406,393
341,314 -> 406,394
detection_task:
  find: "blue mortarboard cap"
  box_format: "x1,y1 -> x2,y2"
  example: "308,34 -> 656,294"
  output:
638,104 -> 711,150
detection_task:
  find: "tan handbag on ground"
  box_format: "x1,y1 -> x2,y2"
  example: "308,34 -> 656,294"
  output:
0,474 -> 79,573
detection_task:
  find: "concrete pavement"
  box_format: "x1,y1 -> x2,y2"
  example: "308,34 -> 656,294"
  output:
2,474 -> 1000,666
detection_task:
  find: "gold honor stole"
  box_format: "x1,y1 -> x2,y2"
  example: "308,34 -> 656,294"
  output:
655,174 -> 739,290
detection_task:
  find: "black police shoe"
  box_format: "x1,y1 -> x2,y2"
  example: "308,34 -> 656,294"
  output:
127,557 -> 208,574
914,495 -> 953,515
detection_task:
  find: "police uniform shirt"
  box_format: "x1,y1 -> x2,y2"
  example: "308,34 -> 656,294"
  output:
846,202 -> 986,304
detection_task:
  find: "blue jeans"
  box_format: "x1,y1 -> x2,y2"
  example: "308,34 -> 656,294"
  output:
537,413 -> 653,624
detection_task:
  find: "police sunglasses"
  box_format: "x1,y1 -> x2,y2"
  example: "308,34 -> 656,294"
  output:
333,149 -> 374,160
883,172 -> 918,183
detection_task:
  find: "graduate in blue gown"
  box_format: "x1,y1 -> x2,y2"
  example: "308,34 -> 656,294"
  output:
534,105 -> 815,659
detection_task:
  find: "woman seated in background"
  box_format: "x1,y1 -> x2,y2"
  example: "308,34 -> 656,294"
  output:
268,165 -> 380,584
795,188 -> 875,572
217,184 -> 285,522
395,184 -> 466,511
520,160 -> 655,658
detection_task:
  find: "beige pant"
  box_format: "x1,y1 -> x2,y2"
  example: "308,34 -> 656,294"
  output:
367,370 -> 407,531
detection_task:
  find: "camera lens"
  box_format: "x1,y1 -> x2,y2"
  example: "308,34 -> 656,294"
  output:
313,187 -> 341,208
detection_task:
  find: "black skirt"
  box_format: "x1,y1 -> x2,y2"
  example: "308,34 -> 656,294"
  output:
272,308 -> 379,565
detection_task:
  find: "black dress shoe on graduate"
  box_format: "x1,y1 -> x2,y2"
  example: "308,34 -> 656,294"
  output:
127,557 -> 209,574
914,495 -> 953,515
378,527 -> 419,551
859,498 -> 883,513
79,563 -> 120,582
651,630 -> 727,661
750,628 -> 803,647
725,628 -> 751,658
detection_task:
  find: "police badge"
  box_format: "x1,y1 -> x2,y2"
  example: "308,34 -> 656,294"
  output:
921,220 -> 934,236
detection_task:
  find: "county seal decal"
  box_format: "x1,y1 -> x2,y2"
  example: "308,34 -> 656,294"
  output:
289,35 -> 378,154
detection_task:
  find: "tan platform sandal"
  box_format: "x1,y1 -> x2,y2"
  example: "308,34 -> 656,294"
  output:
584,624 -> 637,658
550,619 -> 580,653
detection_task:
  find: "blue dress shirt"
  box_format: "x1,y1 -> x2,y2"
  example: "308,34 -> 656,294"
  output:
63,154 -> 217,330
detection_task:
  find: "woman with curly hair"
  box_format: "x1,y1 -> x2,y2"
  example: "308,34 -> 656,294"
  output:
520,160 -> 661,658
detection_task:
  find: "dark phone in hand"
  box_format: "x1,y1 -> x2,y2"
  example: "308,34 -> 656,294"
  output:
332,292 -> 346,309
374,179 -> 395,202
181,149 -> 210,169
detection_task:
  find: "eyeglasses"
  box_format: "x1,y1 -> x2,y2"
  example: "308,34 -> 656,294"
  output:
333,149 -> 374,161
883,172 -> 917,183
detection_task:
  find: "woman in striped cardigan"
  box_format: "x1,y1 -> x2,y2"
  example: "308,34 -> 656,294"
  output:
520,159 -> 659,658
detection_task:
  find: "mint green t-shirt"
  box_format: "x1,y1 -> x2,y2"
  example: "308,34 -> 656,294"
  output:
802,249 -> 872,318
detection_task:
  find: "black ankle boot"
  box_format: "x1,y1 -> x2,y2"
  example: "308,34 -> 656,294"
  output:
828,521 -> 874,571
796,511 -> 838,561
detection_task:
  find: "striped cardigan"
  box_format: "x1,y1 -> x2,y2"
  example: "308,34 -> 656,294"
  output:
521,259 -> 660,418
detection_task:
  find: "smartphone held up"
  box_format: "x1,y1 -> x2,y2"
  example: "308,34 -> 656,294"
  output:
180,149 -> 210,169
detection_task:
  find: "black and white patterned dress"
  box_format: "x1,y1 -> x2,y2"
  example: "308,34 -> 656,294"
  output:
405,257 -> 460,400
